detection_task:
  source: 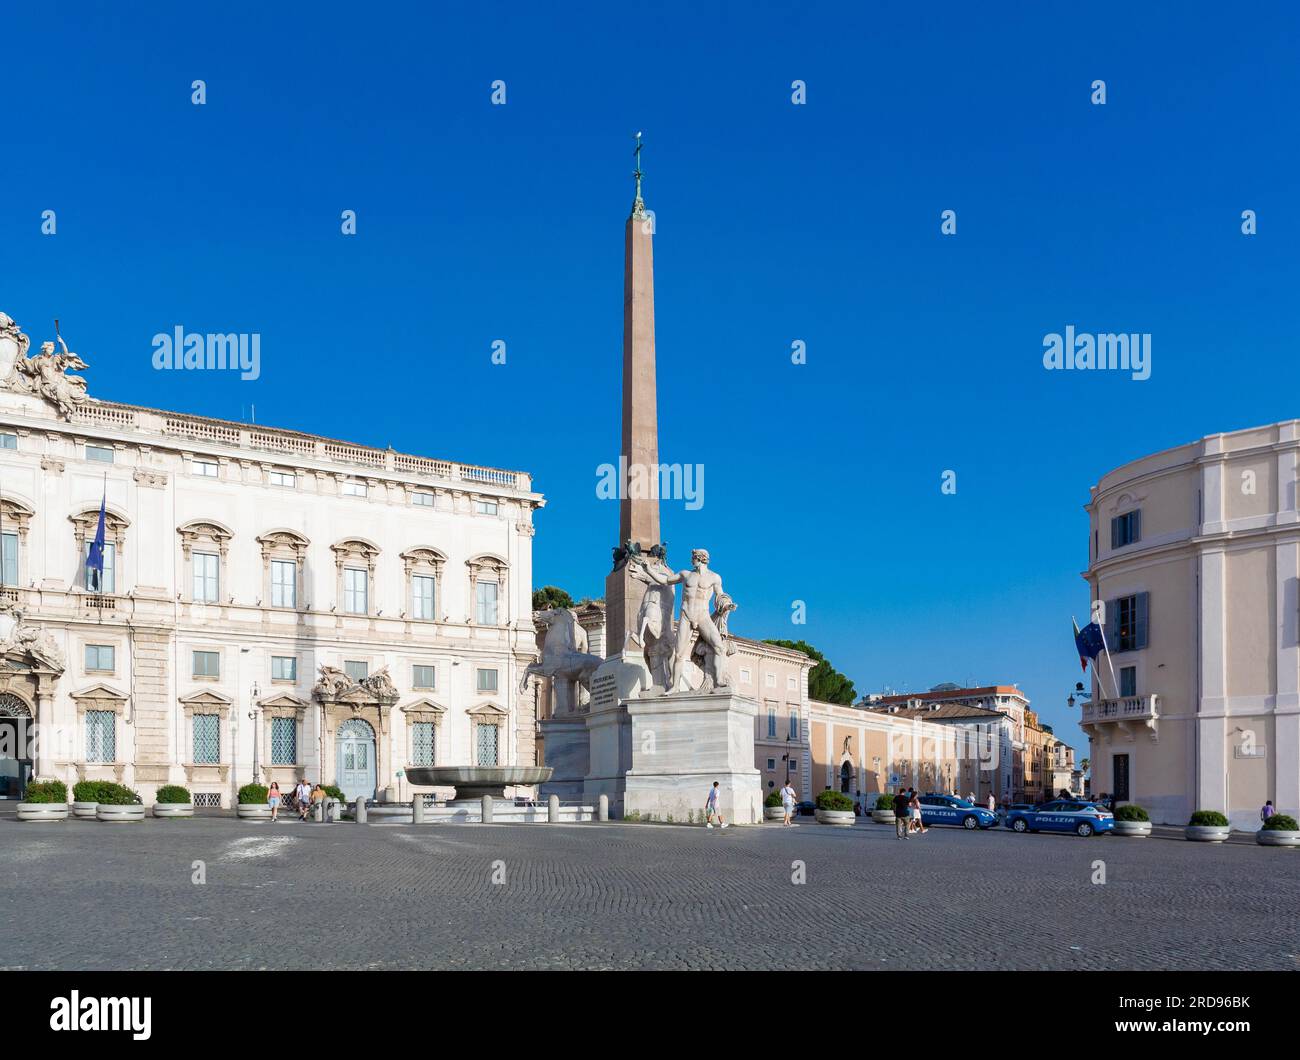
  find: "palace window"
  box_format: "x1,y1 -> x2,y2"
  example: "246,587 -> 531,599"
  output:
767,708 -> 776,738
1120,666 -> 1137,698
412,665 -> 436,690
1111,593 -> 1150,653
268,470 -> 296,488
765,672 -> 776,688
193,650 -> 220,678
411,722 -> 435,767
193,714 -> 220,764
475,580 -> 498,625
739,667 -> 752,683
475,722 -> 499,767
271,656 -> 297,682
86,710 -> 116,762
85,644 -> 115,673
1111,510 -> 1141,549
789,712 -> 799,739
0,432 -> 16,450
344,568 -> 369,614
412,575 -> 436,620
476,668 -> 498,693
412,491 -> 434,507
1,531 -> 17,586
271,716 -> 297,765
271,560 -> 296,608
341,480 -> 368,497
192,551 -> 219,602
767,758 -> 776,770
193,459 -> 219,478
475,499 -> 498,516
85,444 -> 114,463
345,660 -> 369,681
82,541 -> 116,593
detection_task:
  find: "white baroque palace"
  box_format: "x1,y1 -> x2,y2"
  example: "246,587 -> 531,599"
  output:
0,313 -> 543,806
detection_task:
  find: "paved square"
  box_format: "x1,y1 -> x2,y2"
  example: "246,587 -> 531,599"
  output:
2,817 -> 1296,970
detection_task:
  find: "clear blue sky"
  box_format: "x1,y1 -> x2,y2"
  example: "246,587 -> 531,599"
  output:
3,3 -> 1297,738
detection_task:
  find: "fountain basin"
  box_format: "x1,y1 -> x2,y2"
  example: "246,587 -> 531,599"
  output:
403,766 -> 553,801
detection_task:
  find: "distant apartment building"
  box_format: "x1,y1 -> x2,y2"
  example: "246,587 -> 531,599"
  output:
1082,419 -> 1300,828
863,685 -> 1033,804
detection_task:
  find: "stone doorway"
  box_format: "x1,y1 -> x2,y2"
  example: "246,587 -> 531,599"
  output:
0,693 -> 34,799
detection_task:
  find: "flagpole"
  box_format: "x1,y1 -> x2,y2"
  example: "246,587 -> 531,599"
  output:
1098,620 -> 1120,701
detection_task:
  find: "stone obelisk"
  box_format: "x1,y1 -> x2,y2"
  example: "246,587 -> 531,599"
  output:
604,139 -> 664,657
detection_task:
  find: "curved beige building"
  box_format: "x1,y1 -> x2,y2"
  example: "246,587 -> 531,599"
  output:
1082,420 -> 1299,827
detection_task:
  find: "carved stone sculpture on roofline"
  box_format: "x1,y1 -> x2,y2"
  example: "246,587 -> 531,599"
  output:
0,312 -> 91,419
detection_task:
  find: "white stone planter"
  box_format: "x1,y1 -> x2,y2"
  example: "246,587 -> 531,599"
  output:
72,801 -> 98,819
152,803 -> 194,819
16,802 -> 69,822
763,806 -> 786,821
97,804 -> 145,823
1256,829 -> 1300,848
236,803 -> 272,820
1113,820 -> 1151,837
1185,824 -> 1230,843
815,808 -> 856,827
871,809 -> 896,824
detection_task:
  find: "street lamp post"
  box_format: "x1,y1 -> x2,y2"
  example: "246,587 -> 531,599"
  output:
248,680 -> 261,784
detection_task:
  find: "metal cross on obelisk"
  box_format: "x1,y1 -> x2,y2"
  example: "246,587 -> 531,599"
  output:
604,132 -> 664,656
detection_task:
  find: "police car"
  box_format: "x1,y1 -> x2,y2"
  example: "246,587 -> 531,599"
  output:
915,794 -> 999,830
1003,799 -> 1115,837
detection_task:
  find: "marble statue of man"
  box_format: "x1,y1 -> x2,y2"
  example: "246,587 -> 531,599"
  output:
631,548 -> 731,694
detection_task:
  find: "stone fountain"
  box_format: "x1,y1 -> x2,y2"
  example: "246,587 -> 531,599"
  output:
404,765 -> 553,803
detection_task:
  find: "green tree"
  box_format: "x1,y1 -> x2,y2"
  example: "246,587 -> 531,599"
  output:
762,639 -> 856,704
532,585 -> 576,611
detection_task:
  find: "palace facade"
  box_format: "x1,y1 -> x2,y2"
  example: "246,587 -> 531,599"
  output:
0,313 -> 543,806
1082,419 -> 1300,828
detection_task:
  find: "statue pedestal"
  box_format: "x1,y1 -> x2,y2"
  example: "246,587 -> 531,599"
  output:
538,715 -> 589,802
621,691 -> 762,825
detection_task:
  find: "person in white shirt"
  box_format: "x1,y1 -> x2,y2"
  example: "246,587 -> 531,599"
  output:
781,781 -> 797,826
987,793 -> 996,814
295,778 -> 312,820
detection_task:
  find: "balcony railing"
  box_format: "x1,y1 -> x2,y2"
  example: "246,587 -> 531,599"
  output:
1080,694 -> 1159,737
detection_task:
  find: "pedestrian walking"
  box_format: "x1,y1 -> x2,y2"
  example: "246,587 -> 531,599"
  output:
909,789 -> 927,834
268,781 -> 282,822
704,781 -> 729,828
295,778 -> 312,820
781,780 -> 797,826
894,786 -> 910,839
987,792 -> 996,814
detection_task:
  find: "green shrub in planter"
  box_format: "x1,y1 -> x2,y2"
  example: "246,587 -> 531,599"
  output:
1263,814 -> 1299,831
155,785 -> 192,805
1188,810 -> 1229,827
874,793 -> 895,812
23,780 -> 68,804
816,790 -> 854,812
73,780 -> 108,802
1114,804 -> 1149,822
238,783 -> 269,804
323,785 -> 346,803
763,791 -> 783,808
95,783 -> 142,805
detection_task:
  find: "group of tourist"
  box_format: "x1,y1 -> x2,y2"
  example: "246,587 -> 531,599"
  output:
266,780 -> 329,822
893,787 -> 927,838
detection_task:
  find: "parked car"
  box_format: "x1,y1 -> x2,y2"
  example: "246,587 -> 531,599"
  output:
795,800 -> 817,817
916,794 -> 999,830
1004,799 -> 1114,837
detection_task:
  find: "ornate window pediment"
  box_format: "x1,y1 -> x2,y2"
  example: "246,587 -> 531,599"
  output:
70,682 -> 129,715
257,529 -> 310,560
401,697 -> 447,724
70,507 -> 129,548
467,701 -> 508,719
0,497 -> 34,540
331,538 -> 380,567
466,553 -> 508,578
177,520 -> 233,557
180,688 -> 233,718
401,547 -> 446,574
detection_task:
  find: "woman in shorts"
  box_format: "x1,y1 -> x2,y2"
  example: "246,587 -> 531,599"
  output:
268,781 -> 282,822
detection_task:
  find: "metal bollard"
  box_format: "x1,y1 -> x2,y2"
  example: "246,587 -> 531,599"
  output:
481,794 -> 493,823
355,797 -> 367,824
598,794 -> 609,822
412,795 -> 424,824
548,794 -> 559,823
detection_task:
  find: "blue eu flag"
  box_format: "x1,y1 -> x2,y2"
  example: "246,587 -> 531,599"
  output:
86,488 -> 107,591
1073,620 -> 1105,670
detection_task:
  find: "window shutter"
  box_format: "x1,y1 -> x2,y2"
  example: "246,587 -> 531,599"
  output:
1132,509 -> 1141,544
1105,599 -> 1118,652
1135,591 -> 1150,649
1110,517 -> 1120,550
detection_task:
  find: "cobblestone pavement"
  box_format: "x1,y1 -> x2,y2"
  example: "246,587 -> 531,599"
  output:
2,816 -> 1296,970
